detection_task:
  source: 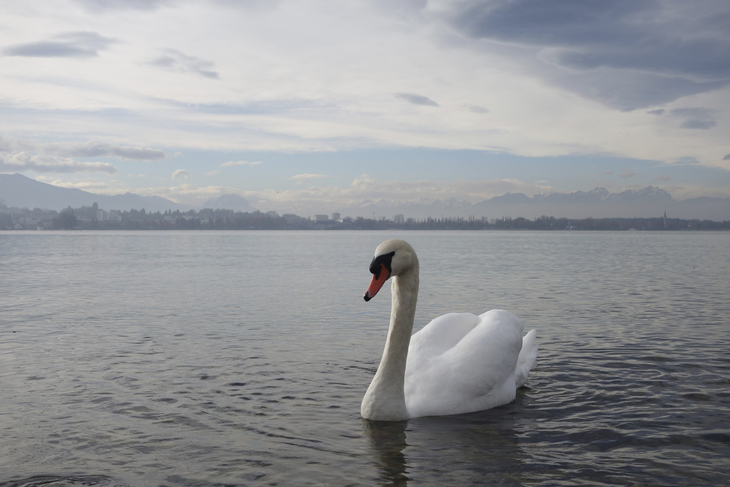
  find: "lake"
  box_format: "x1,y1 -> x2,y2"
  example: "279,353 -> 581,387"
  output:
1,230 -> 729,486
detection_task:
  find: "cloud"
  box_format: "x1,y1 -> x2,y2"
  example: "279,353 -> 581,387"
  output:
47,178 -> 111,191
656,175 -> 671,182
287,173 -> 329,185
0,136 -> 167,170
219,160 -> 262,167
172,169 -> 189,180
0,136 -> 122,173
3,31 -> 117,58
0,1 -> 727,178
647,109 -> 665,116
148,49 -> 219,79
670,107 -> 718,130
724,154 -> 730,161
205,170 -> 220,176
394,93 -> 440,107
435,1 -> 730,109
466,104 -> 489,114
47,141 -> 167,160
602,171 -> 614,176
0,152 -> 117,174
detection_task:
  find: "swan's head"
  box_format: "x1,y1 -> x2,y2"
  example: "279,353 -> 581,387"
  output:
363,239 -> 417,302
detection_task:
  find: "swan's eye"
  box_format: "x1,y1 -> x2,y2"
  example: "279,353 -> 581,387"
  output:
369,251 -> 395,279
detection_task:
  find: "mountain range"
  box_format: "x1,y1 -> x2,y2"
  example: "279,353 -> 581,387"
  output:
336,186 -> 730,221
0,173 -> 194,213
0,173 -> 257,214
199,194 -> 257,212
1,173 -> 729,221
470,186 -> 730,221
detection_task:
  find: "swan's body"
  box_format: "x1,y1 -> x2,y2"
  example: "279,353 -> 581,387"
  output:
361,239 -> 538,421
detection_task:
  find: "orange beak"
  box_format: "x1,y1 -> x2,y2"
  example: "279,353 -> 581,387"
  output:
363,264 -> 390,302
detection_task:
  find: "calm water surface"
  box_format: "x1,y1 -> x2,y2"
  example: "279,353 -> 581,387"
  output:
1,231 -> 729,486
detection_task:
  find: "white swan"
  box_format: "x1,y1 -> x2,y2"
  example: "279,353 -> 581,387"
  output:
361,239 -> 538,421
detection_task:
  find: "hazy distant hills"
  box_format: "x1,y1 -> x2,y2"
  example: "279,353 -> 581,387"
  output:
0,173 -> 195,213
337,186 -> 730,221
471,186 -> 730,221
0,173 -> 259,213
199,194 -> 257,212
2,173 -> 729,220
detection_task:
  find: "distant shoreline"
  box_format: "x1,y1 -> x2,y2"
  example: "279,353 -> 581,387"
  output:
3,212 -> 729,232
4,228 -> 729,232
3,201 -> 729,231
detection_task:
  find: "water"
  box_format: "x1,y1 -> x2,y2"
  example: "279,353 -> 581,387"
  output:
1,230 -> 729,486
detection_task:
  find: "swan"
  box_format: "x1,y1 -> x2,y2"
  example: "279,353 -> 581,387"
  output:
361,239 -> 538,421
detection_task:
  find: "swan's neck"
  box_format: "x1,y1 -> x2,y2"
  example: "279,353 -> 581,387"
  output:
361,262 -> 419,421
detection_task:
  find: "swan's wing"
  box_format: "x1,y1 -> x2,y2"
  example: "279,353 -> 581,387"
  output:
447,309 -> 524,395
408,312 -> 477,360
405,309 -> 524,417
405,313 -> 477,403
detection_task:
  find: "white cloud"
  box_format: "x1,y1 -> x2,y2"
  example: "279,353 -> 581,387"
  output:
0,152 -> 117,174
287,173 -> 330,185
1,135 -> 166,161
0,135 -> 171,174
171,169 -> 189,180
48,178 -> 111,191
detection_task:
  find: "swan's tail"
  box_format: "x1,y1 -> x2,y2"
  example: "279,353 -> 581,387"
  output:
514,329 -> 538,389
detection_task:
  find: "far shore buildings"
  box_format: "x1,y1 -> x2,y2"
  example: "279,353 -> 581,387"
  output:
314,212 -> 342,222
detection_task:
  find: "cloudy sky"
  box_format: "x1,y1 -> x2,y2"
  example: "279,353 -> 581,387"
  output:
1,0 -> 729,215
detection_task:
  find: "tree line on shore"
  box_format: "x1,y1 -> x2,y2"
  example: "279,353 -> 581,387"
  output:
1,201 -> 728,231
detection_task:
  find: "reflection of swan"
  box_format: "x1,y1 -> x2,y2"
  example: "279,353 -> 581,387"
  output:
361,239 -> 538,421
362,419 -> 409,486
362,398 -> 530,484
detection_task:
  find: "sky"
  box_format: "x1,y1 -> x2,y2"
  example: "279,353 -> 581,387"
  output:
1,0 -> 729,216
